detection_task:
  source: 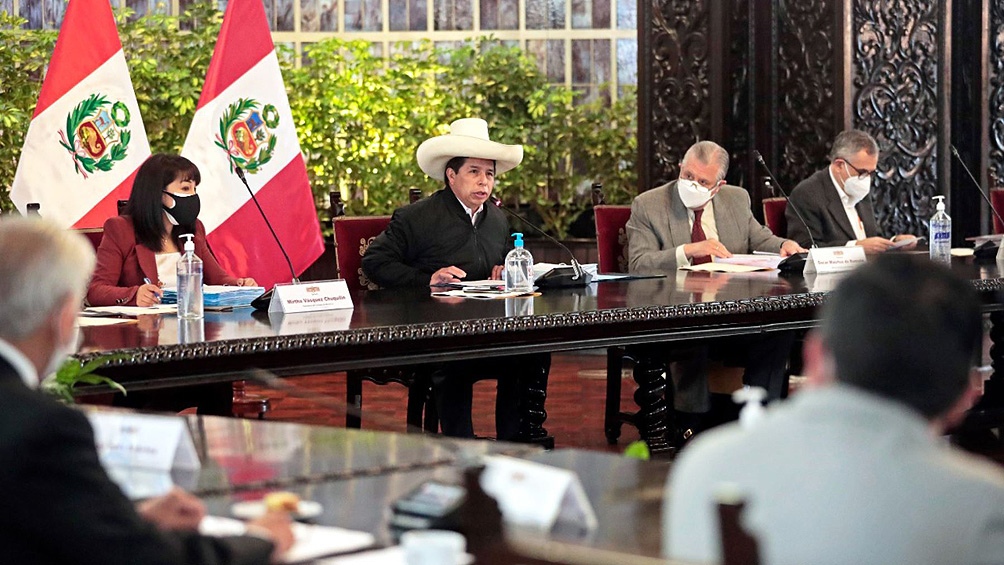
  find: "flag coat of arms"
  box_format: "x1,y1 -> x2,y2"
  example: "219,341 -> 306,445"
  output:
11,0 -> 151,228
181,0 -> 323,289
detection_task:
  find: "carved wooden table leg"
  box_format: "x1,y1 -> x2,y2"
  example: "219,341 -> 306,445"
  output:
632,351 -> 672,455
518,353 -> 553,449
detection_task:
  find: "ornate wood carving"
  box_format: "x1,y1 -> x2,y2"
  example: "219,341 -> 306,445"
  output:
852,1 -> 941,237
776,0 -> 837,188
724,0 -> 750,188
990,2 -> 1004,182
648,0 -> 711,187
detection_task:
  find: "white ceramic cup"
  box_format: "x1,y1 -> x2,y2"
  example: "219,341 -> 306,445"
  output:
401,530 -> 467,565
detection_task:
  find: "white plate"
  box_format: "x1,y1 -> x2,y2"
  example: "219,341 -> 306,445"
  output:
951,248 -> 975,257
231,499 -> 323,520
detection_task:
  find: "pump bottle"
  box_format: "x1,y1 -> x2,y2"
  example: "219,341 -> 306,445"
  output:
504,232 -> 534,293
177,234 -> 204,319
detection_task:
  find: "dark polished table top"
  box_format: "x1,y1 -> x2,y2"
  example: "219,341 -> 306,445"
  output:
77,255 -> 1004,391
102,412 -> 669,558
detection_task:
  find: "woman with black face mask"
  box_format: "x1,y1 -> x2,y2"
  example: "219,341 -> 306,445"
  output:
86,154 -> 258,416
86,153 -> 256,307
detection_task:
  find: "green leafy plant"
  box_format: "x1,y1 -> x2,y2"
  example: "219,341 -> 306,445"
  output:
42,354 -> 129,404
0,5 -> 638,239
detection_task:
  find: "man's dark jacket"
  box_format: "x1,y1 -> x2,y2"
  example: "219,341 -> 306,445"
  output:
0,356 -> 274,565
785,168 -> 879,248
362,188 -> 509,287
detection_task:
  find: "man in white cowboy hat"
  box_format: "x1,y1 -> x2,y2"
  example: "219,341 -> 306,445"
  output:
362,118 -> 549,440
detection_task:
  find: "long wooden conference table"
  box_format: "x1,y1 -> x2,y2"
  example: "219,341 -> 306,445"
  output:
76,256 -> 1004,455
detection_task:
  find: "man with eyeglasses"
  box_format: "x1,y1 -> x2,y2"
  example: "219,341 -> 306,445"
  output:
786,129 -> 918,252
628,140 -> 805,271
625,141 -> 805,445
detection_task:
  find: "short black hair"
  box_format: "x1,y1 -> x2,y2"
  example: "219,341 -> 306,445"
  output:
128,154 -> 201,251
442,157 -> 496,189
821,254 -> 981,418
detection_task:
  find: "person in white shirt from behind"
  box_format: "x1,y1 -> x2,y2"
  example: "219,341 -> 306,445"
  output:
665,254 -> 1004,565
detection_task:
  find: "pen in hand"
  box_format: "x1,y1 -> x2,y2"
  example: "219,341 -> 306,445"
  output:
143,278 -> 162,304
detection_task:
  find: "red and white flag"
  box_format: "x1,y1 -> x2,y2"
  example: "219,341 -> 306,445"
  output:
11,0 -> 151,228
181,0 -> 323,289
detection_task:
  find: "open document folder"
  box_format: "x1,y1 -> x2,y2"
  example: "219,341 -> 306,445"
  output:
680,254 -> 783,273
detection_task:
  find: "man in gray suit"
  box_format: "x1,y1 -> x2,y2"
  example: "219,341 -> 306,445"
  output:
626,141 -> 805,439
665,254 -> 1004,565
786,129 -> 918,252
627,140 -> 804,272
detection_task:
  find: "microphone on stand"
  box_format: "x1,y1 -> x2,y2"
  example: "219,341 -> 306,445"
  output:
752,150 -> 814,272
950,145 -> 1004,260
229,164 -> 300,310
489,196 -> 593,288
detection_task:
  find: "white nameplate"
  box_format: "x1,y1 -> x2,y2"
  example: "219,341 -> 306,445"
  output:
268,279 -> 354,313
803,246 -> 866,275
87,412 -> 200,472
480,455 -> 597,533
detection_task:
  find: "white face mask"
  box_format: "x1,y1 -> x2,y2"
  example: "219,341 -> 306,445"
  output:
42,325 -> 80,382
677,178 -> 716,210
842,164 -> 871,205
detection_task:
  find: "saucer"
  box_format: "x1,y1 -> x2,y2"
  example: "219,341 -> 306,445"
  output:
231,499 -> 323,520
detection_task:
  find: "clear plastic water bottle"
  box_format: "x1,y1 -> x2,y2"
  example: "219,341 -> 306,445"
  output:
504,232 -> 534,293
177,233 -> 203,320
929,195 -> 951,266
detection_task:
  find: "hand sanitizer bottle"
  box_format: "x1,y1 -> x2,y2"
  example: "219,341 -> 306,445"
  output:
177,234 -> 203,320
929,196 -> 951,266
504,232 -> 534,293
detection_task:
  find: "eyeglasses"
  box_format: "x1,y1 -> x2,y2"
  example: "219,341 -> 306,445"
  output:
680,171 -> 719,190
842,161 -> 875,180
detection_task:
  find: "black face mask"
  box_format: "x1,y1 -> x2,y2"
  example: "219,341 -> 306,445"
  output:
163,192 -> 201,227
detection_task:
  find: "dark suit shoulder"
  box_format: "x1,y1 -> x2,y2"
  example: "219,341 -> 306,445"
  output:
790,169 -> 831,199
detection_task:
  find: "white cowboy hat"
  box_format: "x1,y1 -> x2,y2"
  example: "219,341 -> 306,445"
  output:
416,118 -> 523,181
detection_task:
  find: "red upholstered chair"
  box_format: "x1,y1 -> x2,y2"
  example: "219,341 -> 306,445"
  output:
332,190 -> 437,432
594,205 -> 632,273
991,189 -> 1004,234
762,197 -> 788,237
593,200 -> 647,443
333,216 -> 390,293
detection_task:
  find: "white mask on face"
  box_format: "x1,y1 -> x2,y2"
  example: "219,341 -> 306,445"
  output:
842,164 -> 872,205
677,178 -> 716,210
41,324 -> 80,383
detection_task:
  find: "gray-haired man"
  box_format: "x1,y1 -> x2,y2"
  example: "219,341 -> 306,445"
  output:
786,129 -> 918,252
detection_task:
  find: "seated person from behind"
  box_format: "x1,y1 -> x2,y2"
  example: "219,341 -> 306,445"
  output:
362,118 -> 549,440
786,129 -> 918,252
665,254 -> 1004,565
625,140 -> 805,438
86,153 -> 256,307
0,217 -> 293,565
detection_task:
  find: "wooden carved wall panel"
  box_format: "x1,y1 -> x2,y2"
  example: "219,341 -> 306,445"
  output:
649,0 -> 711,187
776,0 -> 837,188
852,1 -> 940,237
724,0 -> 750,188
991,1 -> 1004,183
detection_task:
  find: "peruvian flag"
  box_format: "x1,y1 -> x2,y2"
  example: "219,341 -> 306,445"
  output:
11,0 -> 151,228
181,0 -> 323,289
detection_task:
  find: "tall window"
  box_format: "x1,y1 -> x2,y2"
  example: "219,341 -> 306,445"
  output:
5,0 -> 637,100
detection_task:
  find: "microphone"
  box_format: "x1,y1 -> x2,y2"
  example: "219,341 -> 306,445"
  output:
950,144 -> 1004,235
230,164 -> 299,310
753,150 -> 817,249
490,196 -> 593,288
